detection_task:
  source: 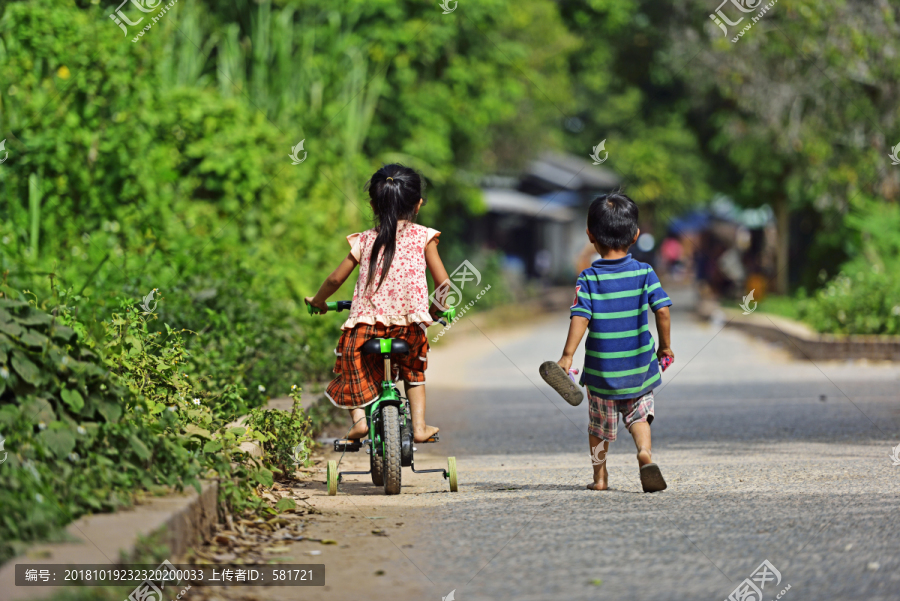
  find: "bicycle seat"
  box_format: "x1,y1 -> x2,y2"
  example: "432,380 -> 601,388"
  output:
361,338 -> 411,355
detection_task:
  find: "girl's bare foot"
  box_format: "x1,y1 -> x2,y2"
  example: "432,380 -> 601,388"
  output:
347,421 -> 369,440
586,481 -> 609,491
413,425 -> 439,443
347,408 -> 368,439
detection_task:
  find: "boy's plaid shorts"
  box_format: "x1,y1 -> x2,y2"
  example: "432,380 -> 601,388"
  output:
587,390 -> 655,442
325,323 -> 428,409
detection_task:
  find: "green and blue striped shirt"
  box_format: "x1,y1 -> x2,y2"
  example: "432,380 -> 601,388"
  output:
571,255 -> 672,400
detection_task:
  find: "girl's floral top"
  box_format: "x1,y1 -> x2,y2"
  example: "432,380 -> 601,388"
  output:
343,221 -> 440,330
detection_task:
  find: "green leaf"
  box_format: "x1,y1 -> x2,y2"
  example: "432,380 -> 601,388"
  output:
11,351 -> 41,385
49,324 -> 75,341
184,424 -> 212,439
275,497 -> 296,511
0,299 -> 28,309
0,320 -> 24,337
129,435 -> 152,461
16,311 -> 52,326
254,468 -> 274,488
203,439 -> 223,453
97,399 -> 122,423
228,427 -> 246,436
61,388 -> 85,413
22,397 -> 55,424
19,330 -> 49,348
40,424 -> 76,459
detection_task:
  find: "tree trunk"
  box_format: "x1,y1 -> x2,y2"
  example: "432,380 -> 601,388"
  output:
774,193 -> 789,294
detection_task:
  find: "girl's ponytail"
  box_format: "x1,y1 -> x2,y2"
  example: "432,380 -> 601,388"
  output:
365,164 -> 424,292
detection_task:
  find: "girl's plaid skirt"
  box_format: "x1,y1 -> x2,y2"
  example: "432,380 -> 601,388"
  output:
325,323 -> 429,408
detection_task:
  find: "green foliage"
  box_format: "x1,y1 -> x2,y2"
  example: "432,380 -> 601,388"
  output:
0,288 -> 277,563
794,200 -> 900,335
246,386 -> 313,479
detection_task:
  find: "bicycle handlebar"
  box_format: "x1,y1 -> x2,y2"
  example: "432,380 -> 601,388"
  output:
306,300 -> 353,315
306,300 -> 456,325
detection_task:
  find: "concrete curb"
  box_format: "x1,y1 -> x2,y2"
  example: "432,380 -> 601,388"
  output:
0,480 -> 218,600
697,300 -> 900,361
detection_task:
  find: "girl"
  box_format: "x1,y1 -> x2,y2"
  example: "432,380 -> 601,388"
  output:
305,164 -> 450,442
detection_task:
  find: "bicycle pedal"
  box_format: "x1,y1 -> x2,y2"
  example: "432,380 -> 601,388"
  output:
420,434 -> 440,443
334,439 -> 362,452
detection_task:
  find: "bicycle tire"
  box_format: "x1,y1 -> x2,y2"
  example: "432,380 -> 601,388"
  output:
370,442 -> 384,486
326,460 -> 338,496
382,405 -> 402,495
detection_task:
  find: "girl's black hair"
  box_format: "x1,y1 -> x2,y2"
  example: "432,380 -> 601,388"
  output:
363,164 -> 425,291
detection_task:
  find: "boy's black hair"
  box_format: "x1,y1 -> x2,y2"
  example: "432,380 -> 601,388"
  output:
363,163 -> 426,291
587,191 -> 639,251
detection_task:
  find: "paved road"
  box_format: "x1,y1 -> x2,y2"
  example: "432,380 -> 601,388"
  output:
292,290 -> 900,601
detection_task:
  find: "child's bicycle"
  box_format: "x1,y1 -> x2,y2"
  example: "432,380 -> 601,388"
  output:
307,300 -> 459,496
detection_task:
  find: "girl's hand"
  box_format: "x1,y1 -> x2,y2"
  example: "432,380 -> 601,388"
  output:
305,296 -> 328,314
557,355 -> 573,373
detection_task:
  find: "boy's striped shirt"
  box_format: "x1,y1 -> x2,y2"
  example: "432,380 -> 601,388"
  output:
570,255 -> 672,400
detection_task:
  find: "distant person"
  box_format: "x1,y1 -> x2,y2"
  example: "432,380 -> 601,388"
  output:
546,192 -> 674,493
305,164 -> 448,443
660,236 -> 684,276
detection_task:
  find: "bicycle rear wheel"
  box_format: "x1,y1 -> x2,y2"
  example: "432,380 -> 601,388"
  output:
382,405 -> 402,495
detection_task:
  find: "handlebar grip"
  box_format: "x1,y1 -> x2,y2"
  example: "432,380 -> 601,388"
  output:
306,300 -> 353,315
433,306 -> 456,327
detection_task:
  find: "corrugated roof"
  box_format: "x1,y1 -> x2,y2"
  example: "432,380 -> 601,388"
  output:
526,152 -> 621,191
481,188 -> 576,222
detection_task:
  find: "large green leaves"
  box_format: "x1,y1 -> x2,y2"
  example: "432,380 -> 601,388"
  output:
11,351 -> 40,386
60,389 -> 85,413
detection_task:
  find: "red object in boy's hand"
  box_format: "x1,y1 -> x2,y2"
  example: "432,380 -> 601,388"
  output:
659,356 -> 673,372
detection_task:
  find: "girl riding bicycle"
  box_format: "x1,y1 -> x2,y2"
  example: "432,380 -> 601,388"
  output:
305,164 -> 450,443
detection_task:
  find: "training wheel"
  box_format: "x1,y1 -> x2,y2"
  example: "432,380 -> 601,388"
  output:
326,460 -> 338,496
447,457 -> 458,492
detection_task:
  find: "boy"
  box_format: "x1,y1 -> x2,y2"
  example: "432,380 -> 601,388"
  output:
557,192 -> 673,493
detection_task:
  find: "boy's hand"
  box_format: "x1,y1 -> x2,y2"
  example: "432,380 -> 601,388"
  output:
656,347 -> 674,361
557,355 -> 574,373
305,296 -> 328,314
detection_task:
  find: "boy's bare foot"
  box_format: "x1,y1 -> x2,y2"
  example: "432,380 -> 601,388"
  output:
637,448 -> 652,467
347,421 -> 369,440
586,481 -> 609,491
413,425 -> 439,442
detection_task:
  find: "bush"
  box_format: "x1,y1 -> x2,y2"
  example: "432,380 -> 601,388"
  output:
796,267 -> 900,335
0,287 -> 315,563
795,200 -> 900,336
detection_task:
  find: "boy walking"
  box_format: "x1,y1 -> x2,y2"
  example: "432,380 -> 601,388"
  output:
556,192 -> 673,492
